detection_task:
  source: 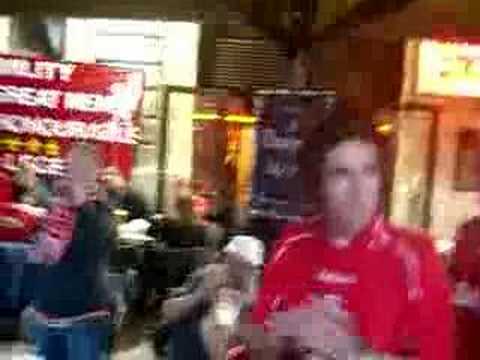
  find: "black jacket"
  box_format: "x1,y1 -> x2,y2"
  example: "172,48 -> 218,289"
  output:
33,201 -> 116,317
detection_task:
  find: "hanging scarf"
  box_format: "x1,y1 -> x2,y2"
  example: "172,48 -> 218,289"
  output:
30,202 -> 77,265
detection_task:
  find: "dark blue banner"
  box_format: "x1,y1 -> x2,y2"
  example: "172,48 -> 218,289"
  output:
251,89 -> 336,220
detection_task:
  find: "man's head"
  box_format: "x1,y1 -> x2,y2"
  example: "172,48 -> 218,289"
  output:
302,100 -> 381,236
101,167 -> 127,195
62,144 -> 100,206
175,187 -> 195,223
221,235 -> 265,289
321,139 -> 381,237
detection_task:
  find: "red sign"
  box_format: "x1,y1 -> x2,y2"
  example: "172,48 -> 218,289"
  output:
0,54 -> 144,178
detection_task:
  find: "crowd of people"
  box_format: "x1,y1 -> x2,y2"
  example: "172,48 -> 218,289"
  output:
154,102 -> 476,360
0,101 -> 480,360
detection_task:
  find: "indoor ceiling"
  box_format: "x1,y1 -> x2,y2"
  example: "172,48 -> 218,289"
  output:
1,0 -> 478,43
0,0 -> 401,34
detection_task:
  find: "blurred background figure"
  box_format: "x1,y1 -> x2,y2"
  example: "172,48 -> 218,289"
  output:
164,184 -> 225,254
160,235 -> 264,360
23,144 -> 118,359
12,161 -> 50,208
102,167 -> 149,222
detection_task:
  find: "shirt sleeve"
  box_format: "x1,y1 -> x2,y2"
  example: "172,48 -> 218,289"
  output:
416,241 -> 454,360
250,223 -> 303,326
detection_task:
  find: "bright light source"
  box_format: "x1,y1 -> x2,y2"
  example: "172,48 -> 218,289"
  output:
224,115 -> 257,124
192,113 -> 221,121
375,123 -> 394,135
417,39 -> 480,97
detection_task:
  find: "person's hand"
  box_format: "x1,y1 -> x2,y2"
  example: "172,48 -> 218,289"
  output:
270,296 -> 363,359
454,281 -> 480,308
0,216 -> 24,228
213,287 -> 244,327
236,322 -> 283,360
201,264 -> 230,299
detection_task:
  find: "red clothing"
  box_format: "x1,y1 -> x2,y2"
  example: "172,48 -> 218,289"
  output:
0,203 -> 40,241
451,217 -> 480,360
251,216 -> 454,360
0,171 -> 13,203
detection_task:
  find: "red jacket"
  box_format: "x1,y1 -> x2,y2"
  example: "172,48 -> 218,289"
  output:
249,216 -> 454,360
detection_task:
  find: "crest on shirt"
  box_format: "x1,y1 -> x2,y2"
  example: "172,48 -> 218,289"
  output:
315,268 -> 358,285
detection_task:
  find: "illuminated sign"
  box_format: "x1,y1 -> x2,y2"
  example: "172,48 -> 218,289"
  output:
417,40 -> 480,97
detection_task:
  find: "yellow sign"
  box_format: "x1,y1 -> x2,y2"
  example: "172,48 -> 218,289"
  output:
417,40 -> 480,97
5,137 -> 22,152
44,139 -> 61,157
25,138 -> 43,154
0,136 -> 60,157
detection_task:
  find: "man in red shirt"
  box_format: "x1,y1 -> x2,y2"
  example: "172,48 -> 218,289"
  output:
239,103 -> 453,360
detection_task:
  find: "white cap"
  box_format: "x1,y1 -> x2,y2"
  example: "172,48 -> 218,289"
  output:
223,235 -> 265,267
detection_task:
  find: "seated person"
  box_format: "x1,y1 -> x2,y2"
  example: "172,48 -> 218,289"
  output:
101,167 -> 149,221
164,190 -> 224,254
159,235 -> 264,360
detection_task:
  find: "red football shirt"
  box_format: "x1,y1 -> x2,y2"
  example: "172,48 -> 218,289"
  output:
251,216 -> 454,360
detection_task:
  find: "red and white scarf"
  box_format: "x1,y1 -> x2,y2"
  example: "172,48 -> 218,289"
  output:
32,205 -> 77,264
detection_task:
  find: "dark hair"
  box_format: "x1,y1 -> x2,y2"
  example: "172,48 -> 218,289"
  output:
300,98 -> 375,164
298,99 -> 377,212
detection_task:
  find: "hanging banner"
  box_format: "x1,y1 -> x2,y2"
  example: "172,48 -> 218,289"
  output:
251,89 -> 336,220
0,54 -> 144,178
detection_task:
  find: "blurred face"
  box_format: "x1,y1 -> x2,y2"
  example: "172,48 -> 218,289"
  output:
60,145 -> 99,207
99,168 -> 125,194
320,139 -> 381,235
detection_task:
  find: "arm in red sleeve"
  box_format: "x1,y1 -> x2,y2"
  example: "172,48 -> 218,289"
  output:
416,241 -> 454,360
250,222 -> 308,325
